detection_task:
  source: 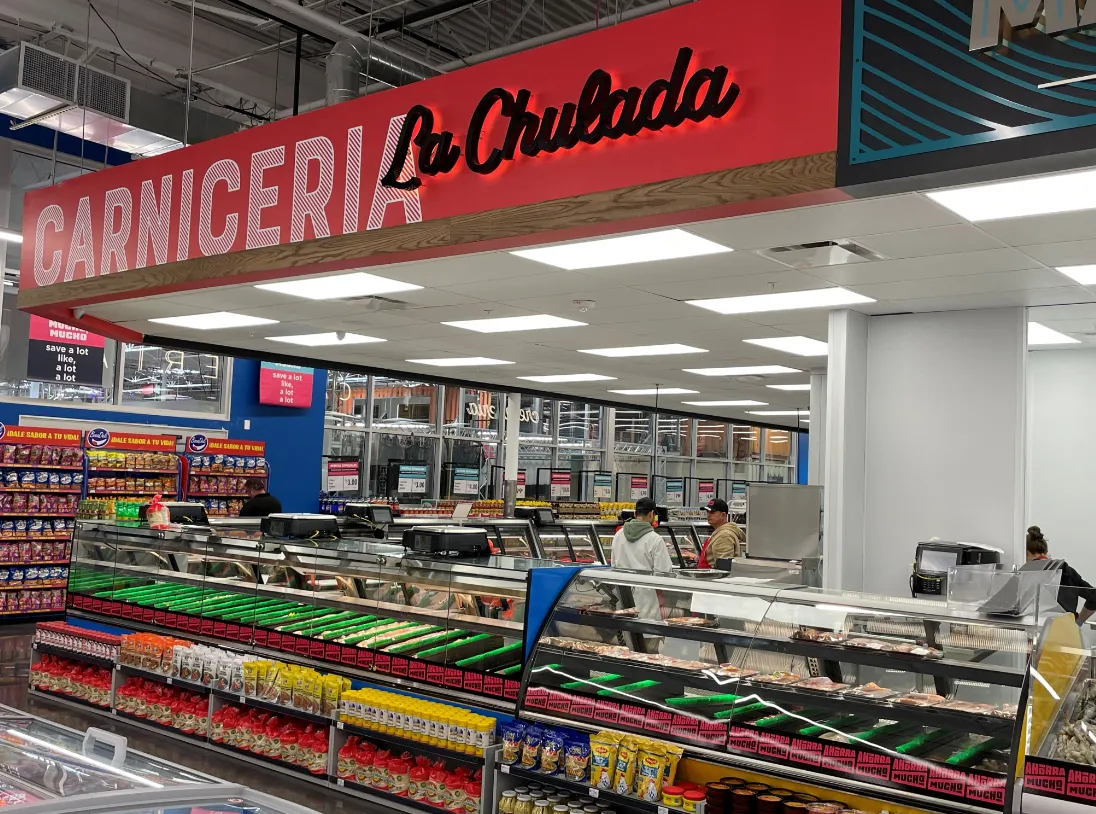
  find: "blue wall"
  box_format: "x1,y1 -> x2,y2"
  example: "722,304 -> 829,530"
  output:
0,359 -> 327,513
797,432 -> 809,485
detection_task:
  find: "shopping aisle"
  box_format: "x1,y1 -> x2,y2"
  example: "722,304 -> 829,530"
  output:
1,627 -> 396,814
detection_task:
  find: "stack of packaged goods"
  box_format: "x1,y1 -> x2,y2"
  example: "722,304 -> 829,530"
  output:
115,678 -> 209,736
499,723 -> 684,809
211,703 -> 329,774
599,502 -> 633,520
87,474 -> 177,497
243,660 -> 348,717
77,499 -> 145,520
337,737 -> 483,810
554,502 -> 600,520
186,453 -> 267,518
119,633 -> 194,676
87,450 -> 177,471
29,653 -> 111,706
0,491 -> 79,518
339,688 -> 495,755
33,621 -> 120,661
0,539 -> 70,565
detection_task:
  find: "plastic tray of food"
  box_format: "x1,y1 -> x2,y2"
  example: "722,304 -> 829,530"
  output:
894,692 -> 946,707
792,628 -> 846,643
713,665 -> 758,679
794,677 -> 850,693
752,671 -> 803,686
844,682 -> 900,700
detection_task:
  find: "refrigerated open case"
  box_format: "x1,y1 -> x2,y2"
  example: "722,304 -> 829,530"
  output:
66,519 -> 577,708
519,570 -> 1042,814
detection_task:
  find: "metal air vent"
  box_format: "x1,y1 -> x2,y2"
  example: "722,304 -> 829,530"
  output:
19,44 -> 77,103
757,239 -> 886,269
340,295 -> 413,311
77,64 -> 129,122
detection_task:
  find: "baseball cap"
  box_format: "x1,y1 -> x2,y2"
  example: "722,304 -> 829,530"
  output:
705,498 -> 729,513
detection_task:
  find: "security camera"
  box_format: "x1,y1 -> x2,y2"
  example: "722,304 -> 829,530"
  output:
335,330 -> 347,341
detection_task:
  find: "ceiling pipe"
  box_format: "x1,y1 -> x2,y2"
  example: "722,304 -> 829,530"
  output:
282,0 -> 691,118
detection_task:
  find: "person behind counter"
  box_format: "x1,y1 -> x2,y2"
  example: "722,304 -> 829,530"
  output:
1027,525 -> 1096,625
239,478 -> 282,518
609,497 -> 673,574
698,498 -> 745,569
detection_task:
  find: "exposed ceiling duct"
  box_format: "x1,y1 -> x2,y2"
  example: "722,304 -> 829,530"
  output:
326,37 -> 368,107
0,42 -> 237,155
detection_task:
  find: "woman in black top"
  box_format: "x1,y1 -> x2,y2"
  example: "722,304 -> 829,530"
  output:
1027,525 -> 1096,624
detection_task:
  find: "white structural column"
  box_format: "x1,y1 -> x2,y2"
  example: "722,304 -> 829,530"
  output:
503,391 -> 521,517
808,372 -> 827,485
822,311 -> 868,590
825,307 -> 1027,595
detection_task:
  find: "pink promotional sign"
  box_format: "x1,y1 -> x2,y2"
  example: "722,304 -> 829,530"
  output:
259,362 -> 313,407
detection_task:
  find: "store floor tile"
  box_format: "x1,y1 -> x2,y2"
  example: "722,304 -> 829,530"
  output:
2,625 -> 397,814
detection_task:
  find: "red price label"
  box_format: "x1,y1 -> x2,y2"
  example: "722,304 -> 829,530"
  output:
408,660 -> 427,681
390,657 -> 408,677
463,672 -> 482,693
357,650 -> 374,670
483,675 -> 503,697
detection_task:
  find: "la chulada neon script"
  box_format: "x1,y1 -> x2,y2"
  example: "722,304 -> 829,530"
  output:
380,47 -> 740,190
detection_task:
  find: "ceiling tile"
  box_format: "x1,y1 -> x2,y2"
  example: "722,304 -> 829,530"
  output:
853,224 -> 1005,259
849,267 -> 1072,302
685,194 -> 961,250
635,269 -> 828,300
806,248 -> 1044,286
1014,239 -> 1096,268
439,270 -> 606,300
897,285 -> 1095,312
977,209 -> 1096,246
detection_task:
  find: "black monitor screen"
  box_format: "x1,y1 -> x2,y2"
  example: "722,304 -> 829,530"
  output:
369,506 -> 393,525
919,549 -> 959,574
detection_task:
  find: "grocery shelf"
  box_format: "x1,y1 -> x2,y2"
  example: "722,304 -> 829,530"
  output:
88,491 -> 170,496
211,687 -> 335,726
0,560 -> 69,566
217,740 -> 320,777
4,513 -> 76,518
0,581 -> 67,591
337,720 -> 484,768
1,464 -> 82,470
33,641 -> 116,669
0,488 -> 82,494
336,778 -> 441,814
89,468 -> 179,474
114,708 -> 208,744
551,611 -> 1026,688
188,493 -> 249,498
117,663 -> 212,695
29,686 -> 111,713
500,763 -> 665,813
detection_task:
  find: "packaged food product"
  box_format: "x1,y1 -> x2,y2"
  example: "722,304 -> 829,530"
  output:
635,743 -> 668,802
540,730 -> 565,775
520,726 -> 544,771
845,682 -> 898,700
564,737 -> 591,782
753,671 -> 803,685
796,677 -> 849,693
663,743 -> 683,787
588,733 -> 618,790
895,692 -> 945,707
663,786 -> 684,808
682,790 -> 707,812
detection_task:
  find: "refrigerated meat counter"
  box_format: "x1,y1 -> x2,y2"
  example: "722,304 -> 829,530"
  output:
66,519 -> 583,709
518,569 -> 1052,814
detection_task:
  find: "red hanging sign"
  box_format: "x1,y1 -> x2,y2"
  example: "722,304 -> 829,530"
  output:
85,429 -> 178,451
21,0 -> 840,299
0,424 -> 82,446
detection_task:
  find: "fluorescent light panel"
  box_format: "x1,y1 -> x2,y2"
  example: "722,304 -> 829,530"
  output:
255,271 -> 423,300
609,388 -> 698,396
768,383 -> 812,391
682,400 -> 768,406
579,344 -> 708,358
747,410 -> 809,416
689,287 -> 873,315
1057,265 -> 1096,285
511,228 -> 731,270
927,168 -> 1096,222
267,332 -> 384,346
518,373 -> 616,383
444,314 -> 586,333
150,312 -> 278,330
406,357 -> 514,367
683,365 -> 801,377
1028,322 -> 1080,346
744,336 -> 828,356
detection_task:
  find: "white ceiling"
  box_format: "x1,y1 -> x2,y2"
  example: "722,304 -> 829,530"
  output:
85,187 -> 1096,429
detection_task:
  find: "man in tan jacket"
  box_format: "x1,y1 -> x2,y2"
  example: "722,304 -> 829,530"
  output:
698,498 -> 746,568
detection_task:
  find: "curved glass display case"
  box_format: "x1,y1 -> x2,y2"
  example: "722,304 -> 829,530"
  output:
67,520 -> 572,706
520,570 -> 1040,813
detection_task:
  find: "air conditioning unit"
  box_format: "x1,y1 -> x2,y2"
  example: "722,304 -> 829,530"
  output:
0,42 -> 237,157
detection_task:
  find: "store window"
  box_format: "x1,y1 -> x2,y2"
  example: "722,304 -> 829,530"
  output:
443,438 -> 495,498
372,376 -> 438,432
763,428 -> 796,483
614,410 -> 652,452
519,443 -> 553,500
443,388 -> 501,440
656,416 -> 691,456
519,395 -> 554,441
326,371 -> 370,421
696,420 -> 728,458
121,345 -> 224,412
370,432 -> 437,500
731,425 -> 762,481
557,401 -> 601,450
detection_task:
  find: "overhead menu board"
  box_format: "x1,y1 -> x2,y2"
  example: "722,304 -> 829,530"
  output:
630,475 -> 649,500
665,478 -> 684,505
326,460 -> 361,493
397,465 -> 428,494
26,317 -> 105,388
549,471 -> 570,500
593,473 -> 612,501
452,467 -> 479,495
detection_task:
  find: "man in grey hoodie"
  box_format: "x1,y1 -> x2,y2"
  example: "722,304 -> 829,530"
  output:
609,497 -> 673,622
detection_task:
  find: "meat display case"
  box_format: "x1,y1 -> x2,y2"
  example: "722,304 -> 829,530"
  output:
518,569 -> 1044,814
65,519 -> 579,709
